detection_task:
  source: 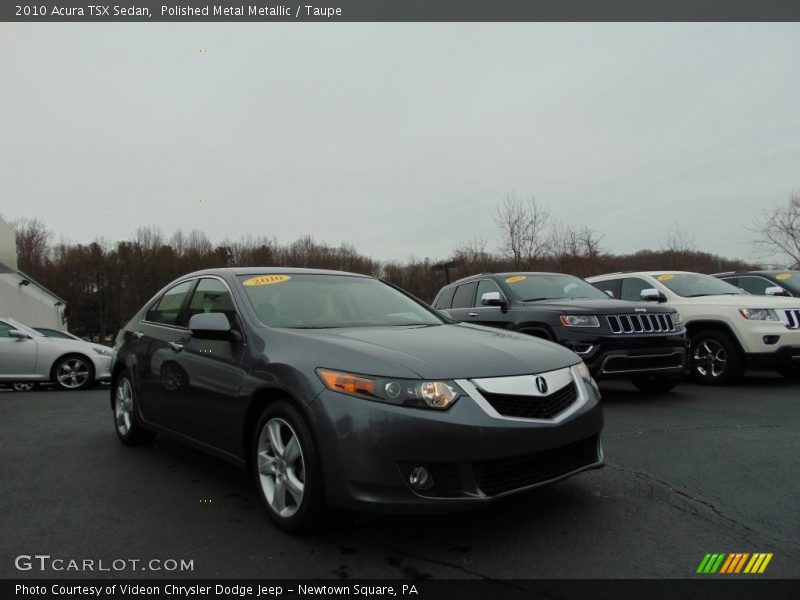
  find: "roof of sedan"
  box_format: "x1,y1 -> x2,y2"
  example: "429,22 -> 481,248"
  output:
181,267 -> 372,279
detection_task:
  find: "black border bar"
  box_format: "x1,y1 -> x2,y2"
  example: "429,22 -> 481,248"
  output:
3,0 -> 800,22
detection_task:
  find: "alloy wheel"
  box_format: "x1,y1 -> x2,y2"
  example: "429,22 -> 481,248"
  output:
693,339 -> 727,378
256,418 -> 306,518
56,358 -> 90,389
115,377 -> 134,435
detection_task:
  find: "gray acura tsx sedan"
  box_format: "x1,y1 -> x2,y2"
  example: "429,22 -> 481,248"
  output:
110,268 -> 604,532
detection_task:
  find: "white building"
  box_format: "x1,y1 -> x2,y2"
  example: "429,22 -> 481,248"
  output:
0,217 -> 67,330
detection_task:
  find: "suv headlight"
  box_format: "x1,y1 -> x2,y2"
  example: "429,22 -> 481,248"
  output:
559,315 -> 600,328
317,368 -> 461,410
738,308 -> 780,321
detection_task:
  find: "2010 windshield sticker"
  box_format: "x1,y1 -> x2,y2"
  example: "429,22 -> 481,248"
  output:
776,273 -> 792,281
657,274 -> 675,281
505,275 -> 527,284
243,275 -> 291,286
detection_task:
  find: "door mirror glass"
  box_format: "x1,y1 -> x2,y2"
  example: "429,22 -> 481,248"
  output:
189,312 -> 232,340
765,286 -> 790,297
480,291 -> 507,307
640,288 -> 665,303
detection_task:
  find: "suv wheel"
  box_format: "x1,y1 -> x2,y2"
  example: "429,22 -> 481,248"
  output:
690,330 -> 744,385
113,371 -> 157,445
252,401 -> 326,533
632,375 -> 681,393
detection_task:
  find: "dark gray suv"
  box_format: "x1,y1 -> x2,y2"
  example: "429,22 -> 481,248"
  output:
110,268 -> 604,532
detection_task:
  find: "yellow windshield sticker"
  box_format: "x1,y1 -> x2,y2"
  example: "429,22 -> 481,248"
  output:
776,273 -> 791,281
657,274 -> 674,281
243,275 -> 291,286
505,275 -> 527,284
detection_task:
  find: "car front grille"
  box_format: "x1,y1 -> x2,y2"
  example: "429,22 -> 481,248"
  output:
479,381 -> 578,419
783,309 -> 800,329
607,313 -> 676,334
474,435 -> 599,496
602,352 -> 684,374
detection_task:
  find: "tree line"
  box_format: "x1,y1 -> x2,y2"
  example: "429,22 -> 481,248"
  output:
10,190 -> 799,339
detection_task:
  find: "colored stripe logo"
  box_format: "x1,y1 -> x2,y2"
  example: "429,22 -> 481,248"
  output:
696,553 -> 773,574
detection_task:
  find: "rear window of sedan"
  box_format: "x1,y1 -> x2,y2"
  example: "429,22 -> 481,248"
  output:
239,274 -> 445,329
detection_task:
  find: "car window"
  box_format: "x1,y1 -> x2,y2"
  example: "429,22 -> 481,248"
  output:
475,279 -> 502,307
656,273 -> 744,297
736,276 -> 774,295
0,321 -> 13,337
434,287 -> 456,310
239,274 -> 445,328
451,282 -> 477,309
145,280 -> 194,326
187,278 -> 238,328
620,278 -> 653,302
592,278 -> 621,298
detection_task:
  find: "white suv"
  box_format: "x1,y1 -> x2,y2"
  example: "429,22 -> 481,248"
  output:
586,271 -> 800,384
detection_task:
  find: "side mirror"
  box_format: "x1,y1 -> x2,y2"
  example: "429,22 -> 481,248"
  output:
8,330 -> 30,340
765,286 -> 790,297
480,291 -> 508,308
604,290 -> 615,298
640,288 -> 666,303
189,313 -> 236,340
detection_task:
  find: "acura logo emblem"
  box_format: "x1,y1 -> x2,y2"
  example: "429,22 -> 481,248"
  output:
535,376 -> 548,395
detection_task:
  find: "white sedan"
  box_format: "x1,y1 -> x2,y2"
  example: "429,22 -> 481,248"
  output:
0,317 -> 112,391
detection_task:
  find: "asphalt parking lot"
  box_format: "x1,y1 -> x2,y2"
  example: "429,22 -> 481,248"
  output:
1,375 -> 798,580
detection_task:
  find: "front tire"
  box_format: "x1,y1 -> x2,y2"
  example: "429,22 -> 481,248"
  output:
52,354 -> 94,391
632,375 -> 681,393
690,330 -> 744,385
252,401 -> 327,533
113,371 -> 156,445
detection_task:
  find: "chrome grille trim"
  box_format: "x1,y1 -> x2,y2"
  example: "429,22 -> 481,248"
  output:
784,309 -> 800,329
607,313 -> 676,334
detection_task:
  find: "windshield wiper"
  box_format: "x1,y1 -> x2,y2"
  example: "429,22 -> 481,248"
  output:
686,293 -> 741,297
523,297 -> 556,302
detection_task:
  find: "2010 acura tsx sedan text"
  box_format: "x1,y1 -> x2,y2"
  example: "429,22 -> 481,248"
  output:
110,268 -> 604,532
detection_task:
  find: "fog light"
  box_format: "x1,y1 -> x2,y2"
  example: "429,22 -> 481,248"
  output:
763,335 -> 780,345
408,466 -> 433,490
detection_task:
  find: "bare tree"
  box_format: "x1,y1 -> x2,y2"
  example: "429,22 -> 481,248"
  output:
663,223 -> 697,254
751,191 -> 800,268
11,217 -> 52,279
494,193 -> 550,266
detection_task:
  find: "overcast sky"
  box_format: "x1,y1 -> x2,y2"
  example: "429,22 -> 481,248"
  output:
1,23 -> 799,263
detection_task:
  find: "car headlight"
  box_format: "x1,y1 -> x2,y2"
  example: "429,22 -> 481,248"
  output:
559,315 -> 600,328
670,311 -> 682,325
576,361 -> 592,383
738,308 -> 780,321
92,346 -> 112,356
317,369 -> 461,410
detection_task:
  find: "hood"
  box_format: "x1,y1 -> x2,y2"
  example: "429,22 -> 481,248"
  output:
282,323 -> 580,380
518,298 -> 675,314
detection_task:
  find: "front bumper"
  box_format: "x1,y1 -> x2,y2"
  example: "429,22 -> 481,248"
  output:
92,354 -> 113,382
746,345 -> 800,370
558,331 -> 688,380
309,371 -> 603,514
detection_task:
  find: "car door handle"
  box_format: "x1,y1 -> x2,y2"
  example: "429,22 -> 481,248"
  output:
467,312 -> 478,317
133,331 -> 144,340
168,342 -> 184,353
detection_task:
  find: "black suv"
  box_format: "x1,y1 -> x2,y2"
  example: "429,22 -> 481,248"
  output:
713,270 -> 800,298
433,272 -> 688,392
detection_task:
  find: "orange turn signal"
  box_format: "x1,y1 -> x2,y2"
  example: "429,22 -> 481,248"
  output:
318,369 -> 376,396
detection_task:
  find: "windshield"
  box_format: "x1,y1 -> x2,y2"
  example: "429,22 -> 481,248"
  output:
502,274 -> 611,301
656,273 -> 746,297
770,272 -> 800,294
239,274 -> 445,328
